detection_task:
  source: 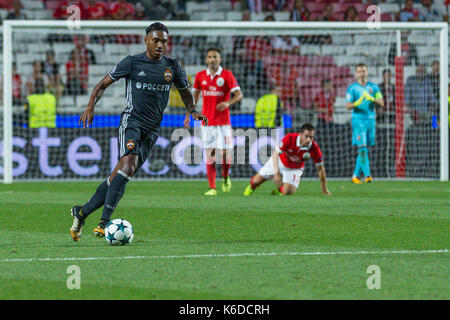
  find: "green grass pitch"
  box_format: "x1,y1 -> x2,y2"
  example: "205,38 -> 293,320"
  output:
0,180 -> 448,299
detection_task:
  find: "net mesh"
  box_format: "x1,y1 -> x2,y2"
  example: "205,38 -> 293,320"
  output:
1,25 -> 443,180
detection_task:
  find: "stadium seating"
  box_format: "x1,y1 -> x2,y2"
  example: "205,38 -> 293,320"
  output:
0,0 -> 446,119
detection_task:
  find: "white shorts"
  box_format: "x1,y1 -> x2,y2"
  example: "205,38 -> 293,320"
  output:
201,125 -> 233,150
259,157 -> 304,189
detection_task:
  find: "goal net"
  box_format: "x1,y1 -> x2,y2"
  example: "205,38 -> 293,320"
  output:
1,21 -> 448,182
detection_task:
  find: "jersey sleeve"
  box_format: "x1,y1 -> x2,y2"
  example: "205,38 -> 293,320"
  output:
173,61 -> 190,90
345,85 -> 354,103
372,83 -> 383,100
311,143 -> 323,166
226,71 -> 241,93
109,55 -> 132,81
277,135 -> 291,154
193,72 -> 202,92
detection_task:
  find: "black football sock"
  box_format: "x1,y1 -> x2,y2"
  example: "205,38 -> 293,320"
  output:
100,170 -> 130,224
80,178 -> 109,218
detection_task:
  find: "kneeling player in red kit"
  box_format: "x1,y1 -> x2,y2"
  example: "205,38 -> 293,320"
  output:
244,123 -> 331,196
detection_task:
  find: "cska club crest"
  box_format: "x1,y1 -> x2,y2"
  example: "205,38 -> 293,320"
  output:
127,139 -> 135,150
164,68 -> 173,82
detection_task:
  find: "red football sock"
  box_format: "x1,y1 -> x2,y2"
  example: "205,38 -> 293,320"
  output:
222,163 -> 231,179
250,176 -> 258,190
278,185 -> 284,194
206,163 -> 216,189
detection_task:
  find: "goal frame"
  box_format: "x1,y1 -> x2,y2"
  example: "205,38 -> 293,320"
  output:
2,20 -> 448,183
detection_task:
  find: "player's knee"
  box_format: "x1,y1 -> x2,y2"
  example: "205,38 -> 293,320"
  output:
121,155 -> 138,177
283,185 -> 296,195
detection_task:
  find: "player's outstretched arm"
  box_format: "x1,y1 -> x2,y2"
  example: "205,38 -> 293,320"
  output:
179,87 -> 208,126
316,164 -> 331,195
183,90 -> 201,128
272,149 -> 282,186
79,75 -> 115,128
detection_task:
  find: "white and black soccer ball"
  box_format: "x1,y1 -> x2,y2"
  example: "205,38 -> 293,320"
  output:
105,219 -> 134,246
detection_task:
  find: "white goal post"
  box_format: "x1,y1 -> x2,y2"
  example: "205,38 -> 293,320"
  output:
1,20 -> 448,183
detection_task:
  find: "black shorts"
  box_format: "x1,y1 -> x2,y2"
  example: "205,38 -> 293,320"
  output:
117,114 -> 158,169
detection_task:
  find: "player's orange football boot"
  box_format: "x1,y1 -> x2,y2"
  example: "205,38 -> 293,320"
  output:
69,206 -> 84,242
364,176 -> 373,183
93,221 -> 106,238
351,177 -> 362,184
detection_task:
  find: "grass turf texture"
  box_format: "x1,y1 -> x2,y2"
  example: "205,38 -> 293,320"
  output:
0,180 -> 448,300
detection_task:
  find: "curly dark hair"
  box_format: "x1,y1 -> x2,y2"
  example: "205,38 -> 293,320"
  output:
146,22 -> 169,35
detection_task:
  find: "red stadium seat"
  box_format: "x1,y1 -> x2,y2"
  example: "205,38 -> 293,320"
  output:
262,55 -> 279,68
381,13 -> 393,21
333,2 -> 365,14
334,12 -> 345,20
300,92 -> 314,109
289,55 -> 309,67
358,13 -> 369,21
45,0 -> 60,10
353,3 -> 369,13
306,3 -> 324,13
339,0 -> 363,3
334,84 -> 348,97
310,12 -> 323,20
333,3 -> 350,14
298,76 -> 322,88
309,55 -> 334,66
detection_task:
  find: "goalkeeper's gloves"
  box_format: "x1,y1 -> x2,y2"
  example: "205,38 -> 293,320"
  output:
363,91 -> 375,102
353,95 -> 365,107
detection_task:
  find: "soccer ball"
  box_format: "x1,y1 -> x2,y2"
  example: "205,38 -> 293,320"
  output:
105,219 -> 134,246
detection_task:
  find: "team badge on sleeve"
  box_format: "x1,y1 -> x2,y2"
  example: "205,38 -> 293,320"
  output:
164,68 -> 173,82
127,139 -> 135,150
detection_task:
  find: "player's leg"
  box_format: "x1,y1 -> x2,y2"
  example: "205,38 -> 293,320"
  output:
244,158 -> 274,195
205,148 -> 217,195
281,183 -> 297,195
363,119 -> 376,183
244,173 -> 267,196
92,155 -> 137,238
351,119 -> 365,184
93,124 -> 144,237
278,168 -> 303,196
219,125 -> 233,193
202,125 -> 218,195
69,177 -> 109,241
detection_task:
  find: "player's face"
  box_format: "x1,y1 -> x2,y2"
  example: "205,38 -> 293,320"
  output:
299,130 -> 314,147
206,50 -> 221,71
145,31 -> 168,59
355,66 -> 368,83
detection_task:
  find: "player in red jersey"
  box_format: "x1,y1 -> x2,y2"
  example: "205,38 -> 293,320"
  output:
184,47 -> 243,195
244,123 -> 331,196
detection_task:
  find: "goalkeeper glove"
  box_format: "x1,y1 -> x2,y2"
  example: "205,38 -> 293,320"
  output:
363,91 -> 375,102
353,95 -> 365,107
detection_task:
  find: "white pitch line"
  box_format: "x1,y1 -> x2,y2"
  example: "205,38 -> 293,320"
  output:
0,249 -> 448,263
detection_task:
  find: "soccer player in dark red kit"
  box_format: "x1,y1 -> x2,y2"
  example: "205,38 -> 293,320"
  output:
184,48 -> 243,196
244,123 -> 331,196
